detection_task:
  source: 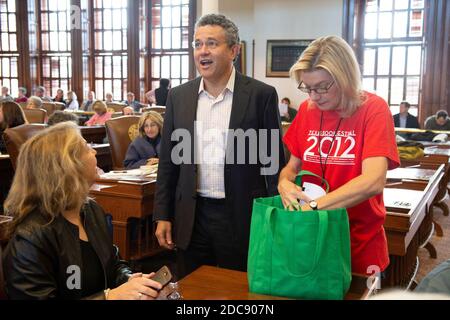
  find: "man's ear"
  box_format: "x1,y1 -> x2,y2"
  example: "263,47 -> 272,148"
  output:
231,43 -> 241,61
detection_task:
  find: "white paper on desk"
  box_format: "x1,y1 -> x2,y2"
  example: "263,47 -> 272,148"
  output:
299,182 -> 327,205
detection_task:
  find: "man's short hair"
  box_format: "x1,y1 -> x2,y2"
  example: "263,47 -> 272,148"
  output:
436,110 -> 448,119
195,14 -> 240,47
400,101 -> 410,108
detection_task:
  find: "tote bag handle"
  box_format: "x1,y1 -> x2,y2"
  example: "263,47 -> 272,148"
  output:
295,170 -> 330,193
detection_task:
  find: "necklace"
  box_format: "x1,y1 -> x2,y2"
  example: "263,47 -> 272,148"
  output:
318,112 -> 343,186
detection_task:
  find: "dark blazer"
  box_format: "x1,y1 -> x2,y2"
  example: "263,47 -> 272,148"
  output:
123,135 -> 161,169
4,199 -> 132,300
153,72 -> 285,256
393,113 -> 420,129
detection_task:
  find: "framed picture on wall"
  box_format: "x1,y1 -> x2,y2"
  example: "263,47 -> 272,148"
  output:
234,41 -> 246,75
266,40 -> 312,77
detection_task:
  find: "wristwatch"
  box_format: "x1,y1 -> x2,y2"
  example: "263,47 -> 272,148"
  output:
309,200 -> 318,211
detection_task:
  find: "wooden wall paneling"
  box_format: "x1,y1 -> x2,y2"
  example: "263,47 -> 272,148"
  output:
16,0 -> 31,94
188,0 -> 196,79
71,0 -> 83,104
128,0 -> 140,100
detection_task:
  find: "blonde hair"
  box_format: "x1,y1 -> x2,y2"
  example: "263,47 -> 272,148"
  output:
92,100 -> 107,114
290,35 -> 365,118
138,111 -> 163,137
5,122 -> 90,237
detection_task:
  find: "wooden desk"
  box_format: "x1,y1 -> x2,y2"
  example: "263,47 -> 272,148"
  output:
395,127 -> 450,135
178,266 -> 378,300
89,177 -> 161,260
79,125 -> 106,144
383,166 -> 444,288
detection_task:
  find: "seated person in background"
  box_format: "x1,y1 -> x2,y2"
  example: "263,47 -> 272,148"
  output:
105,92 -> 114,103
124,92 -> 142,113
81,91 -> 96,111
1,86 -> 13,102
145,78 -> 170,106
85,100 -> 112,126
122,106 -> 134,115
425,110 -> 450,131
26,96 -> 43,109
124,111 -> 162,169
53,89 -> 65,103
393,101 -> 420,129
3,122 -> 163,299
0,101 -> 28,153
280,97 -> 297,122
34,86 -> 52,102
15,87 -> 28,103
66,91 -> 79,111
47,110 -> 79,126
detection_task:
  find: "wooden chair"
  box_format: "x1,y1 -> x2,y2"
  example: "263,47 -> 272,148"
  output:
18,102 -> 27,109
2,124 -> 47,170
23,108 -> 47,124
54,102 -> 66,111
143,106 -> 166,114
42,102 -> 56,117
106,102 -> 126,113
105,116 -> 140,170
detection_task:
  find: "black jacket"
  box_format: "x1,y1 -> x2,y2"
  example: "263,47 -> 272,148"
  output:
3,199 -> 132,300
153,72 -> 285,257
393,113 -> 420,129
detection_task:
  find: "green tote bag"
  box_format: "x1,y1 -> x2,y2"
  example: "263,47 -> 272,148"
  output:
247,170 -> 351,300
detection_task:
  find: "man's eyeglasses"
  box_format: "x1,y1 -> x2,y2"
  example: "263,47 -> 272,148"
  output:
298,80 -> 335,94
192,39 -> 222,50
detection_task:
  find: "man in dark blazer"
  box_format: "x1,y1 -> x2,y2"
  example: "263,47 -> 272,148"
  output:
393,101 -> 420,129
153,14 -> 285,278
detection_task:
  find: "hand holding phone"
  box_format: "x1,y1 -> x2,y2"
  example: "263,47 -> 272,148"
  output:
149,266 -> 172,289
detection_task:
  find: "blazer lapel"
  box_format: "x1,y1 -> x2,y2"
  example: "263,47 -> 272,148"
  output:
183,77 -> 201,135
228,72 -> 250,130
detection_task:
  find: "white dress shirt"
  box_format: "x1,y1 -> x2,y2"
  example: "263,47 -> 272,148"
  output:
195,68 -> 236,199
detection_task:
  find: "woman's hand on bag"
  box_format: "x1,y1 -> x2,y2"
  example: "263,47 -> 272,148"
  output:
278,179 -> 312,211
107,272 -> 162,300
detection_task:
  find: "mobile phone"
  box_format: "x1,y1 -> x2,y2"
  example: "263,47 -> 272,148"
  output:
150,265 -> 172,288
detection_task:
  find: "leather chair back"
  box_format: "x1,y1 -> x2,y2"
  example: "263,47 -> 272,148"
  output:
54,102 -> 66,111
105,116 -> 140,170
106,102 -> 126,113
2,124 -> 47,170
23,108 -> 47,124
42,102 -> 56,117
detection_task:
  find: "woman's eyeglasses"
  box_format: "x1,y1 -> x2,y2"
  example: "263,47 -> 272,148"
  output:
298,80 -> 334,94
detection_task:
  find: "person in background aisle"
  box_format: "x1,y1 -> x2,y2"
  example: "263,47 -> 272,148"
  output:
105,92 -> 114,104
279,35 -> 400,275
124,111 -> 163,169
3,122 -> 163,299
145,78 -> 171,106
1,87 -> 13,102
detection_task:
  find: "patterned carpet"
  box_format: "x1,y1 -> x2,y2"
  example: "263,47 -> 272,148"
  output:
415,195 -> 450,284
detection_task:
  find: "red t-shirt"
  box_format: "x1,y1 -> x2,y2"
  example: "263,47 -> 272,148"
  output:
283,92 -> 400,274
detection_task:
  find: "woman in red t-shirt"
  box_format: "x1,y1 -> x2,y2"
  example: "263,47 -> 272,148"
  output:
279,36 -> 400,275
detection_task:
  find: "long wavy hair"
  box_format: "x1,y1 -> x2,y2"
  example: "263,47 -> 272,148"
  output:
138,111 -> 164,138
5,122 -> 90,237
290,35 -> 365,118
